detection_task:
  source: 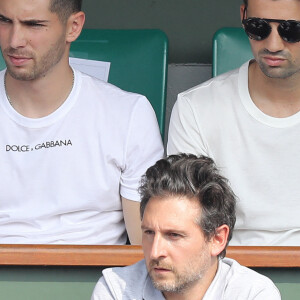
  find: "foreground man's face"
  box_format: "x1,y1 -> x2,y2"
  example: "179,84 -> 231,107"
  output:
141,195 -> 214,295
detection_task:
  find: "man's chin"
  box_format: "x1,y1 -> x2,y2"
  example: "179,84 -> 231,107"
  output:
150,271 -> 177,291
151,279 -> 175,292
258,61 -> 298,79
6,68 -> 35,81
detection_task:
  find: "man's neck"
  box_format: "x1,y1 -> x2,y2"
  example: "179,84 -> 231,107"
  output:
4,62 -> 74,119
248,61 -> 300,118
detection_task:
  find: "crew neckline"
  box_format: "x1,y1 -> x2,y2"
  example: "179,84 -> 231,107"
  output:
238,61 -> 300,128
0,67 -> 81,129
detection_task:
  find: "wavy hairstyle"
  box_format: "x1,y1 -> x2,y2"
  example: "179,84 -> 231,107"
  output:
139,154 -> 236,258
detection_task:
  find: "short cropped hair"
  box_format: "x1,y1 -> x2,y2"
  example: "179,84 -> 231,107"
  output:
139,154 -> 236,258
49,0 -> 82,23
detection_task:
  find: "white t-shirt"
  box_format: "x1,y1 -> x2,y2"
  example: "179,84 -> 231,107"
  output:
168,61 -> 300,246
91,258 -> 281,299
0,68 -> 163,244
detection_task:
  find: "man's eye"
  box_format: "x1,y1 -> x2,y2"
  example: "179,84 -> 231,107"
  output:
25,22 -> 45,27
0,17 -> 11,24
168,232 -> 181,238
144,230 -> 154,235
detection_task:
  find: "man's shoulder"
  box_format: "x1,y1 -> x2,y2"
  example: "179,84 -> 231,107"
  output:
178,62 -> 248,106
93,260 -> 149,299
102,259 -> 148,281
222,258 -> 281,299
75,69 -> 154,118
77,69 -> 145,102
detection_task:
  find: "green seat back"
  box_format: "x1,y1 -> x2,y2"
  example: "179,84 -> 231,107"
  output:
0,29 -> 168,137
212,27 -> 253,77
70,29 -> 168,137
0,53 -> 4,71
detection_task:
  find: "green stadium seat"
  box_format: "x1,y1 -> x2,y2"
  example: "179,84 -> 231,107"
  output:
0,29 -> 168,137
212,27 -> 253,77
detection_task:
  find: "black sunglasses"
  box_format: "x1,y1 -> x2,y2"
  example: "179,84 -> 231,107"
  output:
242,8 -> 300,43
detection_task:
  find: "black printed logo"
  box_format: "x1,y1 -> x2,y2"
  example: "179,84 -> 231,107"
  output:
6,139 -> 72,152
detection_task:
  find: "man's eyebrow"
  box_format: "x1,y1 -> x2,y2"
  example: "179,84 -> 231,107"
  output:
164,228 -> 186,235
141,224 -> 185,234
21,19 -> 49,24
141,225 -> 156,231
0,14 -> 49,24
141,225 -> 150,230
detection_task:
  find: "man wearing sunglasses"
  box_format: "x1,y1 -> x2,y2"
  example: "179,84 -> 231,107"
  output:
168,0 -> 300,246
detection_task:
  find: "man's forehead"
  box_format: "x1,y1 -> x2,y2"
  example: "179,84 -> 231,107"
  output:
0,0 -> 52,16
248,0 -> 300,4
247,0 -> 300,8
142,196 -> 202,226
247,0 -> 300,19
145,195 -> 201,211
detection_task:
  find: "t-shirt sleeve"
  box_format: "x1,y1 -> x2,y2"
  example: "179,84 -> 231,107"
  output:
250,286 -> 281,300
120,96 -> 164,201
167,93 -> 209,156
91,276 -> 115,300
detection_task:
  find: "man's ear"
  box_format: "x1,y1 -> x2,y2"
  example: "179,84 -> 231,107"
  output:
240,5 -> 246,23
210,224 -> 229,257
66,11 -> 85,43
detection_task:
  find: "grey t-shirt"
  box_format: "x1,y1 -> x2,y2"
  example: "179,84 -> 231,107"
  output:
91,258 -> 281,300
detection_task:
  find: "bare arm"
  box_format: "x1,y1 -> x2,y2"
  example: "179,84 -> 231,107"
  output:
122,197 -> 142,245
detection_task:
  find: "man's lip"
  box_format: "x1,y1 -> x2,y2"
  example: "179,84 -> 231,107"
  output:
154,267 -> 171,272
263,56 -> 285,66
8,55 -> 31,66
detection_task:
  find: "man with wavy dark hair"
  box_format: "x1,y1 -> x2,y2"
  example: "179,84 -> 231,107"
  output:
92,154 -> 280,300
139,154 -> 236,259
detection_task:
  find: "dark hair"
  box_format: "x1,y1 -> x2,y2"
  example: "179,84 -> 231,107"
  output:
49,0 -> 82,23
139,154 -> 236,258
243,0 -> 248,7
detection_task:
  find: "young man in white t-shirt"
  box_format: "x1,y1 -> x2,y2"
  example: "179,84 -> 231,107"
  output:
91,155 -> 280,300
0,0 -> 163,244
168,0 -> 300,246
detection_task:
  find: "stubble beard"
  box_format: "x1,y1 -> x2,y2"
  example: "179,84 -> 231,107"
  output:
257,49 -> 300,79
4,32 -> 66,82
148,252 -> 210,294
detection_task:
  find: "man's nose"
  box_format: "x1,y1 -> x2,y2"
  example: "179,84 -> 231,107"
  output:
150,234 -> 167,260
9,25 -> 27,49
264,23 -> 285,53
